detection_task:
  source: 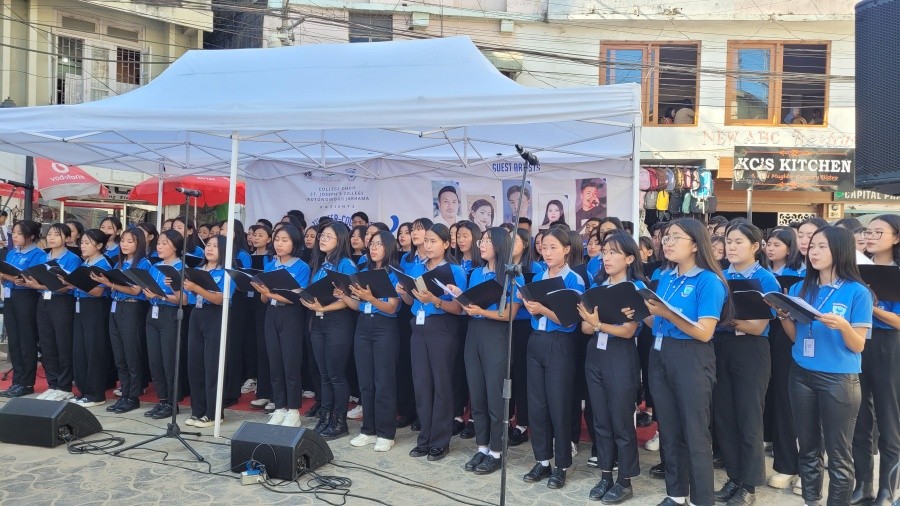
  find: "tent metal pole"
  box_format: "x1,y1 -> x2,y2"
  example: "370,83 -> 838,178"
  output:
213,131 -> 239,438
631,119 -> 642,243
156,165 -> 164,230
59,200 -> 65,222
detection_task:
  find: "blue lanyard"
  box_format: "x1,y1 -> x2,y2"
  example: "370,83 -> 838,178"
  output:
662,272 -> 691,303
807,279 -> 844,339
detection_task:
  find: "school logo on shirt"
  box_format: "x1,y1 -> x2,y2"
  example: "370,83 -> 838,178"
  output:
831,303 -> 847,317
681,285 -> 694,297
213,276 -> 222,283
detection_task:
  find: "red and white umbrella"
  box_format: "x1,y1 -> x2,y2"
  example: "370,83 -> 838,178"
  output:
128,175 -> 246,207
0,158 -> 107,201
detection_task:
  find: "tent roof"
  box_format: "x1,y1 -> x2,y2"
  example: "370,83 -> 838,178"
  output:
0,36 -> 640,178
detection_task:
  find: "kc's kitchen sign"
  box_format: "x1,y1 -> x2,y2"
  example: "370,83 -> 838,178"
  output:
732,146 -> 855,192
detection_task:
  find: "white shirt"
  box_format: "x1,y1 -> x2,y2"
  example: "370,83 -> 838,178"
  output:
856,250 -> 874,265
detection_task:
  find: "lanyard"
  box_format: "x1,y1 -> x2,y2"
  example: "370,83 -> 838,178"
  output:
662,271 -> 692,304
729,262 -> 761,280
807,279 -> 844,338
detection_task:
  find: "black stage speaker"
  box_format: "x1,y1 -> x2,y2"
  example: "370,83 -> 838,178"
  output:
231,421 -> 333,480
0,398 -> 102,448
856,0 -> 900,194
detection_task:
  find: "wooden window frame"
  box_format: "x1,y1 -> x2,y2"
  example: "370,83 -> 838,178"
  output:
725,40 -> 831,127
599,41 -> 701,127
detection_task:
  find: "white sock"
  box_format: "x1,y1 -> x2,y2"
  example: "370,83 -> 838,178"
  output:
478,446 -> 489,455
516,425 -> 527,431
668,497 -> 685,505
540,460 -> 550,467
489,451 -> 501,458
455,416 -> 464,422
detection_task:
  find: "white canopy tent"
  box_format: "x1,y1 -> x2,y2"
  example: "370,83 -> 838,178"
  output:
0,36 -> 642,436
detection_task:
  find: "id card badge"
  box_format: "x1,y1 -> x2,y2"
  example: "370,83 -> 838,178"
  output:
110,300 -> 117,313
416,309 -> 425,325
43,290 -> 52,300
363,302 -> 373,314
151,305 -> 160,319
735,330 -> 746,336
270,298 -> 278,306
2,286 -> 9,299
75,298 -> 80,314
195,297 -> 204,309
247,291 -> 255,298
316,311 -> 324,318
538,317 -> 547,331
596,332 -> 609,350
803,338 -> 815,358
654,336 -> 663,351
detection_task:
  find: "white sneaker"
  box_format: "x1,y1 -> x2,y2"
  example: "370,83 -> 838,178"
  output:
114,388 -> 122,397
645,431 -> 660,451
349,396 -> 359,403
302,391 -> 315,399
249,398 -> 269,408
350,434 -> 377,447
571,442 -> 578,457
193,416 -> 222,428
37,389 -> 58,400
281,410 -> 301,427
347,404 -> 363,420
73,397 -> 105,408
51,390 -> 75,401
264,402 -> 275,412
268,408 -> 287,425
767,472 -> 797,489
241,379 -> 257,394
373,438 -> 394,452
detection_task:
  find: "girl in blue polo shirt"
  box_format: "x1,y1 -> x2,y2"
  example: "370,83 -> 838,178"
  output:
853,214 -> 900,505
451,221 -> 482,438
140,230 -> 186,420
777,226 -> 872,506
712,221 -> 781,505
520,227 -> 585,490
577,230 -> 647,504
337,230 -> 401,453
25,224 -> 82,402
69,229 -> 113,407
795,217 -> 829,276
302,222 -> 358,440
99,216 -> 122,259
766,227 -> 804,277
250,224 -> 310,428
396,223 -> 467,462
638,217 -> 729,506
0,220 -> 45,398
183,235 -> 235,429
173,215 -> 205,258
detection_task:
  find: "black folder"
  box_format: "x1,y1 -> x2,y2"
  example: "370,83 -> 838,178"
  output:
56,266 -> 101,293
638,288 -> 702,328
350,269 -> 398,299
390,266 -> 418,295
23,265 -> 65,292
184,254 -> 204,268
155,264 -> 183,291
776,275 -> 804,293
516,277 -> 566,304
522,271 -> 538,284
455,279 -> 504,308
643,260 -> 664,277
124,268 -> 167,298
763,292 -> 821,325
103,269 -> 137,287
271,288 -> 304,306
325,270 -> 353,295
250,254 -> 267,270
859,264 -> 900,302
542,289 -> 584,327
184,268 -> 222,293
584,282 -> 651,325
422,263 -> 456,298
731,290 -> 776,320
0,260 -> 25,278
251,268 -> 302,291
66,245 -> 82,256
226,269 -> 256,292
300,276 -> 338,305
727,278 -> 763,293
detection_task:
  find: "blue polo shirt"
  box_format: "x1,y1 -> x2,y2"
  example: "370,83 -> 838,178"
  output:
770,265 -> 803,277
590,277 -> 647,336
105,244 -> 121,258
111,257 -> 152,301
43,249 -> 82,295
515,262 -> 546,320
3,244 -> 44,292
148,259 -> 190,307
193,266 -> 236,306
74,255 -> 112,299
399,251 -> 426,275
789,279 -> 873,373
235,249 -> 252,270
653,266 -> 728,340
722,262 -> 779,336
586,255 -> 603,283
356,267 -> 400,317
311,257 -> 358,284
530,264 -> 585,333
265,256 -> 311,289
405,261 -> 468,317
459,258 -> 475,274
467,266 -> 524,319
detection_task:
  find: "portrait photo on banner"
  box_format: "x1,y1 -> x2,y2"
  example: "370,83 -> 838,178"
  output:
432,180 -> 462,227
574,178 -> 607,240
466,195 -> 497,232
537,194 -> 570,230
502,180 -> 533,224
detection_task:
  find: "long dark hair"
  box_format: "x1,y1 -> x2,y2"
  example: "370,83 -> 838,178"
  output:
365,231 -> 400,272
229,219 -> 249,254
868,214 -> 900,265
566,230 -> 584,267
350,225 -> 367,254
136,222 -> 159,256
799,226 -> 868,300
13,219 -> 41,244
482,227 -> 513,281
396,222 -> 412,251
174,216 -> 201,254
204,234 -> 228,269
724,221 -> 765,266
766,227 -> 803,271
541,199 -> 566,226
404,217 -> 433,264
100,216 -> 122,244
514,228 -> 536,273
668,217 -> 733,325
428,223 -> 456,264
309,221 -> 352,280
117,228 -> 147,268
594,230 -> 648,286
273,224 -> 304,259
65,219 -> 84,244
81,229 -> 109,259
541,227 -> 574,266
639,236 -> 656,263
158,229 -> 184,258
46,223 -> 72,249
454,220 -> 483,269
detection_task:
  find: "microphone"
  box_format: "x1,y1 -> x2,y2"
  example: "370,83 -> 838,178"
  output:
514,144 -> 539,166
175,187 -> 202,197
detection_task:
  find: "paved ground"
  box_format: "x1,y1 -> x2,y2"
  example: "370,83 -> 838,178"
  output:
0,354 -> 870,505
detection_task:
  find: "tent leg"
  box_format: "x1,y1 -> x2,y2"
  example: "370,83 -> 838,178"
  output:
156,165 -> 164,231
213,131 -> 239,438
631,121 -> 642,243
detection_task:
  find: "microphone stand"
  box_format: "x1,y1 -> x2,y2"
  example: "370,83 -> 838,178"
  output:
497,145 -> 537,506
114,192 -> 204,461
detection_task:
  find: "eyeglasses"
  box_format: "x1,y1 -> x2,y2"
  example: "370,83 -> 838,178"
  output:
319,234 -> 337,241
863,230 -> 885,240
476,239 -> 492,247
369,241 -> 384,248
661,235 -> 693,246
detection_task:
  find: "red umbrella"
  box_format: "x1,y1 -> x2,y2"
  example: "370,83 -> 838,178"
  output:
128,175 -> 246,207
0,158 -> 106,202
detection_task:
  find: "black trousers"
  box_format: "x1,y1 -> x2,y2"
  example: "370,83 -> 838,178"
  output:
303,317 -> 320,398
72,297 -> 110,402
712,332 -> 770,486
354,313 -> 399,439
571,331 -> 594,448
767,321 -> 799,475
411,313 -> 458,450
265,303 -> 306,410
235,292 -> 258,379
586,333 -> 640,478
36,293 -> 75,391
310,309 -> 356,414
636,325 -> 655,408
453,315 -> 470,418
790,363 -> 861,505
187,304 -> 223,419
223,302 -> 245,402
464,318 -> 508,452
254,297 -> 272,400
4,289 -> 39,387
395,304 -> 416,420
509,318 -> 531,427
852,327 -> 900,492
109,300 -> 149,399
527,330 -> 574,469
146,304 -> 179,401
650,338 -> 716,505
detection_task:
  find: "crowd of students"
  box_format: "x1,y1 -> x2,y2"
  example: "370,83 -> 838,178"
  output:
1,208 -> 897,506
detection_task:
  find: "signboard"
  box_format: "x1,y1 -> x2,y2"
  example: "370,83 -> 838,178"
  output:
834,189 -> 900,201
731,146 -> 855,191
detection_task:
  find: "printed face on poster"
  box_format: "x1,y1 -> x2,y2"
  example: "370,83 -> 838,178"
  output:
574,178 -> 607,239
466,195 -> 496,232
432,181 -> 462,227
537,194 -> 569,230
502,180 -> 532,224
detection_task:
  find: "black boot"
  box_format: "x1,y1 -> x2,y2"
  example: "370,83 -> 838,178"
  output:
850,481 -> 874,505
304,401 -> 321,418
314,410 -> 333,434
321,412 -> 349,440
870,488 -> 892,506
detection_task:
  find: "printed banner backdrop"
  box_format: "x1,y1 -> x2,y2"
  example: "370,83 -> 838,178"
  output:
245,159 -> 636,234
731,146 -> 856,192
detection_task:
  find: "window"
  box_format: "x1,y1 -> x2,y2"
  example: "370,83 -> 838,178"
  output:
726,42 -> 828,126
117,48 -> 141,86
600,43 -> 700,126
348,13 -> 393,43
56,36 -> 84,104
55,36 -> 144,104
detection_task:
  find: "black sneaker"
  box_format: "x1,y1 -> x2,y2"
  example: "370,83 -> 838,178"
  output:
114,397 -> 140,414
508,426 -> 529,446
649,462 -> 666,479
523,462 -> 552,483
303,401 -> 321,418
106,397 -> 127,412
451,419 -> 465,436
715,480 -> 741,503
144,402 -> 165,418
459,421 -> 475,439
409,445 -> 430,458
547,468 -> 566,489
151,403 -> 174,420
465,452 -> 486,472
589,477 -> 614,500
3,385 -> 33,398
474,454 -> 501,475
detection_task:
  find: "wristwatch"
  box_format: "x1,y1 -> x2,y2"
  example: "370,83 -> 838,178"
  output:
593,323 -> 602,333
